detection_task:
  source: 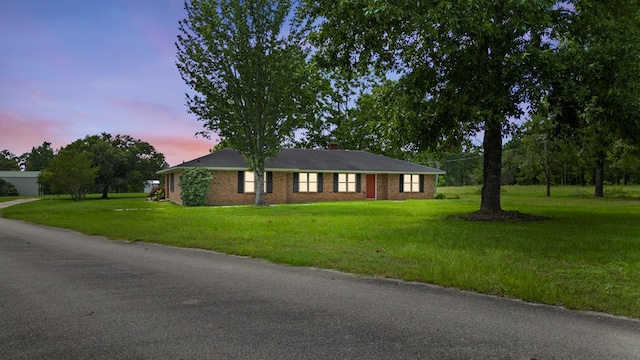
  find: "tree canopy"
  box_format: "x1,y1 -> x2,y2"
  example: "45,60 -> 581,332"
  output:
24,141 -> 55,171
299,78 -> 407,158
66,133 -> 166,198
38,148 -> 98,201
302,0 -> 562,214
549,0 -> 640,197
0,150 -> 20,171
176,0 -> 321,206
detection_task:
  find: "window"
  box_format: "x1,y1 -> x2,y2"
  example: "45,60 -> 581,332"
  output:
400,174 -> 424,193
299,173 -> 318,192
169,173 -> 175,192
238,171 -> 272,193
244,171 -> 256,193
333,173 -> 360,193
293,173 -> 323,193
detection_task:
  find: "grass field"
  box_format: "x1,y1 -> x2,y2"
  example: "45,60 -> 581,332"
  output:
0,196 -> 29,203
2,185 -> 639,318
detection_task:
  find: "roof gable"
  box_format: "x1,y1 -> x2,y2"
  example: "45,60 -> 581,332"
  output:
160,148 -> 444,175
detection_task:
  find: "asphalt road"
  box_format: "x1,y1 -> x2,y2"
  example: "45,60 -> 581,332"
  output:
1,214 -> 639,359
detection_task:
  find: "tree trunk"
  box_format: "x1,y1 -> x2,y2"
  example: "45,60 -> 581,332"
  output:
101,187 -> 108,199
546,176 -> 551,197
480,121 -> 503,213
544,138 -> 551,197
72,186 -> 81,202
594,150 -> 605,197
254,170 -> 267,206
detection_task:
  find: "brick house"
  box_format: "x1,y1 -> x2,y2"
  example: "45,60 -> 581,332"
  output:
158,148 -> 445,205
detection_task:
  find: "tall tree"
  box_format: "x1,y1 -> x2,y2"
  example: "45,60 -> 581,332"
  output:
67,134 -> 120,198
516,108 -> 561,197
303,0 -> 561,214
24,141 -> 55,171
111,134 -> 168,193
0,150 -> 20,170
38,148 -> 98,201
550,0 -> 640,197
439,147 -> 483,187
300,79 -> 409,159
67,133 -> 166,198
608,140 -> 640,185
296,71 -> 362,149
176,0 -> 319,206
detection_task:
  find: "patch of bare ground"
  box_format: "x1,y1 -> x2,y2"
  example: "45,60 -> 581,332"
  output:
448,210 -> 550,222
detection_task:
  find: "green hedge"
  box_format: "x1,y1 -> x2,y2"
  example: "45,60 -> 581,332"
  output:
179,167 -> 213,206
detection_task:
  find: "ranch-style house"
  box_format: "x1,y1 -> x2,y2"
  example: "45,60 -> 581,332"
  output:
158,147 -> 445,206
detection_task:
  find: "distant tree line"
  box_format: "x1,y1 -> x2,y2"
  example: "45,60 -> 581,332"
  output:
1,142 -> 55,172
435,126 -> 640,194
0,134 -> 166,200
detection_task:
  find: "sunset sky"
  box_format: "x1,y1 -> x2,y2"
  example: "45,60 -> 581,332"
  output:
0,0 -> 216,166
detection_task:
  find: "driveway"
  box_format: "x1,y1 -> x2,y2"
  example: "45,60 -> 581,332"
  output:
0,212 -> 639,359
0,198 -> 40,209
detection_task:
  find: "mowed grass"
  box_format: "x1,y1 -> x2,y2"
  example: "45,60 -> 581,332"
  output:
0,196 -> 30,203
2,185 -> 639,318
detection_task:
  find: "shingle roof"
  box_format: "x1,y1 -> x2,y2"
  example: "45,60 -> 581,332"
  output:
158,148 -> 445,175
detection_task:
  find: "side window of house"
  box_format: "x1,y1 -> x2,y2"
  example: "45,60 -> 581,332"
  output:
170,173 -> 175,192
238,171 -> 272,193
399,174 -> 424,193
333,173 -> 361,192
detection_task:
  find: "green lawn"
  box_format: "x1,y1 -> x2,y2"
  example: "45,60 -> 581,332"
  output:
0,196 -> 31,203
2,185 -> 639,318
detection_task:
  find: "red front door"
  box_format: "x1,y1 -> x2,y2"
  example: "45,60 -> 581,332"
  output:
366,174 -> 376,199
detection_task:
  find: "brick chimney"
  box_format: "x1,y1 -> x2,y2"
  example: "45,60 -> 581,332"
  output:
327,142 -> 339,150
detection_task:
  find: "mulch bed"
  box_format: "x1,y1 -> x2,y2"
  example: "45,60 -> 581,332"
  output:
448,210 -> 550,222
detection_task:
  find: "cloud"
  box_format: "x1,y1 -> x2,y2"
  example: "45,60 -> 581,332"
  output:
106,97 -> 188,126
118,0 -> 186,63
106,97 -> 222,166
0,1 -> 215,166
137,134 -> 217,167
0,112 -> 70,154
0,109 -> 216,167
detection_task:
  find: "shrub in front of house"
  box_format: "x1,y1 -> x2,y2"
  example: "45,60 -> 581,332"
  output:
179,167 -> 213,206
0,179 -> 19,196
148,186 -> 165,201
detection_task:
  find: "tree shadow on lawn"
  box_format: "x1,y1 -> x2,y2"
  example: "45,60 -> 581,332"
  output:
86,193 -> 148,200
448,210 -> 551,222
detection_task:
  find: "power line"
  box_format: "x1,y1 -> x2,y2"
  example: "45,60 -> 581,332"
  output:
441,155 -> 483,163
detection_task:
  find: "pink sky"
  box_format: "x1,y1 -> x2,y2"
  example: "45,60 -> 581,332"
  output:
0,0 -> 217,166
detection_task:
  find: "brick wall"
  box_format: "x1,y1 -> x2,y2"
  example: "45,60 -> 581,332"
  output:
286,173 -> 365,203
386,174 -> 436,200
377,174 -> 388,200
203,170 -> 289,205
164,170 -> 438,205
165,171 -> 183,204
